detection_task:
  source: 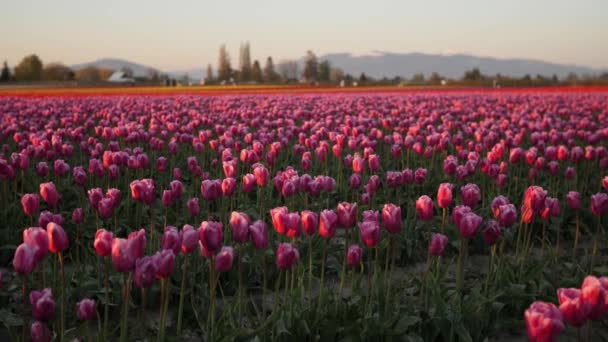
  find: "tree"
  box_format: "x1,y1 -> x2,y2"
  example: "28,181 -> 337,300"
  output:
239,42 -> 252,82
75,66 -> 102,82
428,72 -> 443,85
411,73 -> 425,84
0,61 -> 10,82
251,60 -> 262,83
318,60 -> 331,82
263,57 -> 277,83
42,63 -> 73,81
359,73 -> 368,85
463,68 -> 482,81
14,54 -> 43,81
206,64 -> 214,84
302,50 -> 318,82
217,45 -> 232,82
147,68 -> 161,83
330,67 -> 344,82
277,60 -> 299,82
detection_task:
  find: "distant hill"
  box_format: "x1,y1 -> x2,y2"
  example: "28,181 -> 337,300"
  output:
314,51 -> 604,79
71,58 -> 160,78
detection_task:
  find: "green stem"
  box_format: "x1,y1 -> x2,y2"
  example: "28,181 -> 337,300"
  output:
176,256 -> 189,335
308,236 -> 313,298
103,258 -> 110,341
573,212 -> 580,258
456,238 -> 468,292
119,273 -> 132,342
59,252 -> 66,342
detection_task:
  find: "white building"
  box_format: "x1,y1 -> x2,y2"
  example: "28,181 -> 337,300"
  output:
107,71 -> 134,83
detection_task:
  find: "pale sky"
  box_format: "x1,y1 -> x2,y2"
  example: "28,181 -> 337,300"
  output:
1,0 -> 606,71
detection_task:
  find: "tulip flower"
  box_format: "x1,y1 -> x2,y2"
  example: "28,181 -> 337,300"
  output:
482,220 -> 501,246
94,229 -> 113,257
249,220 -> 269,250
429,233 -> 448,257
460,183 -> 481,209
359,220 -> 380,248
497,204 -> 517,228
437,183 -> 453,209
524,301 -> 564,342
221,177 -> 236,197
337,202 -> 357,228
300,210 -> 318,236
111,238 -> 135,273
416,195 -> 434,221
134,256 -> 157,289
186,197 -> 200,217
31,321 -> 52,342
591,193 -> 608,217
276,243 -> 299,270
13,243 -> 39,275
161,226 -> 182,254
30,288 -> 55,322
319,209 -> 338,238
580,275 -> 608,320
557,288 -> 589,327
180,225 -> 199,254
230,211 -> 251,243
270,206 -> 288,235
214,246 -> 234,273
23,227 -> 49,263
21,193 -> 40,217
346,244 -> 363,267
39,182 -> 60,208
199,221 -> 223,257
382,203 -> 401,234
76,298 -> 97,321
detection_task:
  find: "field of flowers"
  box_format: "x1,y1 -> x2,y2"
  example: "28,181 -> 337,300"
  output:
0,89 -> 607,341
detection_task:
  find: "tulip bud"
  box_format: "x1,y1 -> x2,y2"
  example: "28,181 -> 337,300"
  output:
337,202 -> 357,228
21,193 -> 40,216
47,222 -> 68,253
319,209 -> 338,238
591,193 -> 608,217
23,227 -> 49,263
186,197 -> 200,217
161,226 -> 182,254
359,220 -> 380,248
199,221 -> 223,257
346,244 -> 363,267
276,243 -> 299,270
30,288 -> 55,322
161,190 -> 174,208
214,246 -> 234,273
94,229 -> 113,257
39,182 -> 60,208
72,208 -> 84,224
253,166 -> 269,186
76,298 -> 97,321
153,249 -> 176,278
416,195 -> 434,221
270,207 -> 288,235
31,321 -> 52,342
382,203 -> 402,234
13,243 -> 39,275
437,183 -> 453,209
221,177 -> 236,197
230,211 -> 251,243
429,233 -> 448,256
300,210 -> 318,236
566,191 -> 581,210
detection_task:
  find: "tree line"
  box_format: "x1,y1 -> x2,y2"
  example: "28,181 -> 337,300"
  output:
2,51 -> 608,87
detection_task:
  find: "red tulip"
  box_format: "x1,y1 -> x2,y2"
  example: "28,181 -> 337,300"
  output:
591,193 -> 608,217
199,221 -> 223,257
76,298 -> 97,321
458,212 -> 483,239
31,321 -> 52,342
490,195 -> 510,218
359,220 -> 380,248
249,220 -> 269,250
23,227 -> 49,263
346,244 -> 363,267
153,249 -> 176,278
214,246 -> 234,273
524,301 -> 564,342
253,165 -> 269,186
30,288 -> 55,322
13,243 -> 39,275
285,212 -> 301,238
111,238 -> 135,272
300,210 -> 318,236
134,255 -> 157,288
460,183 -> 481,209
221,177 -> 236,197
416,195 -> 434,221
39,182 -> 60,208
161,226 -> 182,254
276,243 -> 299,270
429,233 -> 448,256
230,211 -> 251,243
581,275 -> 608,320
382,203 -> 401,234
21,193 -> 40,216
437,183 -> 453,209
524,186 -> 548,213
94,229 -> 113,257
180,225 -> 199,254
557,288 -> 590,327
352,155 -> 365,174
270,207 -> 288,235
319,209 -> 338,238
482,220 -> 501,246
337,202 -> 357,228
603,176 -> 608,192
47,222 -> 68,253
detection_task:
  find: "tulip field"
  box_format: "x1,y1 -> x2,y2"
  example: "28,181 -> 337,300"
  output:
1,88 -> 608,341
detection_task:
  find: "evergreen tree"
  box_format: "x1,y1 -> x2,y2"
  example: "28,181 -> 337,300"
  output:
239,41 -> 252,82
0,61 -> 10,82
251,60 -> 262,83
263,57 -> 277,82
206,64 -> 214,84
14,54 -> 43,81
217,45 -> 232,82
302,50 -> 318,82
318,60 -> 331,82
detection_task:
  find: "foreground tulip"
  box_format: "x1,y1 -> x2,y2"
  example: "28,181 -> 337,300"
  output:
276,243 -> 299,270
46,222 -> 68,254
39,182 -> 60,208
346,244 -> 363,267
94,229 -> 113,257
300,210 -> 318,236
580,275 -> 608,320
111,238 -> 135,272
270,207 -> 288,235
337,202 -> 357,228
437,183 -> 453,209
429,233 -> 448,257
230,211 -> 251,243
524,301 -> 564,342
30,288 -> 55,322
76,298 -> 97,321
153,249 -> 176,279
460,183 -> 481,209
359,220 -> 380,248
31,321 -> 52,342
382,203 -> 401,234
134,256 -> 157,289
215,246 -> 235,273
13,243 -> 39,275
458,212 -> 483,239
249,220 -> 269,250
21,193 -> 40,217
497,204 -> 517,227
199,221 -> 223,257
23,227 -> 49,263
557,288 -> 589,327
319,209 -> 338,238
416,195 -> 434,221
482,220 -> 501,246
180,225 -> 199,254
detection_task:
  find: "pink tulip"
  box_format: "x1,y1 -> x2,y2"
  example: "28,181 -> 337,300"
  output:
39,182 -> 60,207
346,244 -> 363,267
524,186 -> 548,213
591,193 -> 608,217
214,246 -> 234,273
31,321 -> 52,342
319,209 -> 338,238
460,183 -> 481,209
47,222 -> 68,253
253,166 -> 269,186
199,221 -> 223,257
186,197 -> 200,217
161,190 -> 174,208
72,208 -> 84,224
201,179 -> 222,201
87,188 -> 104,209
482,220 -> 501,246
300,210 -> 318,236
497,204 -> 518,227
349,173 -> 362,189
581,275 -> 608,320
524,301 -> 564,342
153,249 -> 176,278
111,238 -> 135,272
249,220 -> 269,249
221,177 -> 237,197
94,229 -> 113,257
437,183 -> 453,209
276,243 -> 299,270
73,166 -> 87,186
21,193 -> 40,216
23,227 -> 49,263
359,220 -> 380,248
557,288 -> 590,327
30,288 -> 55,322
382,203 -> 401,234
180,225 -> 199,254
337,202 -> 357,228
603,176 -> 608,192
230,211 -> 251,243
416,195 -> 434,221
127,229 -> 146,260
13,243 -> 39,275
76,298 -> 97,321
134,255 -> 157,288
490,195 -> 510,218
368,154 -> 380,172
566,191 -> 581,210
270,207 -> 288,235
285,212 -> 301,238
97,197 -> 115,219
161,226 -> 182,254
242,173 -> 257,193
458,212 -> 483,239
429,233 -> 448,256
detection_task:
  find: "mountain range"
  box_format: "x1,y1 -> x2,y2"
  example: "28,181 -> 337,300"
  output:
71,52 -> 605,81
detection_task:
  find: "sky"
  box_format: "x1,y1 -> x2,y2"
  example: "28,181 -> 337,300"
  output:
1,0 -> 607,72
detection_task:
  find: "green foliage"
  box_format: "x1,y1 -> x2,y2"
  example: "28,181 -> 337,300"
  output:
14,54 -> 43,81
